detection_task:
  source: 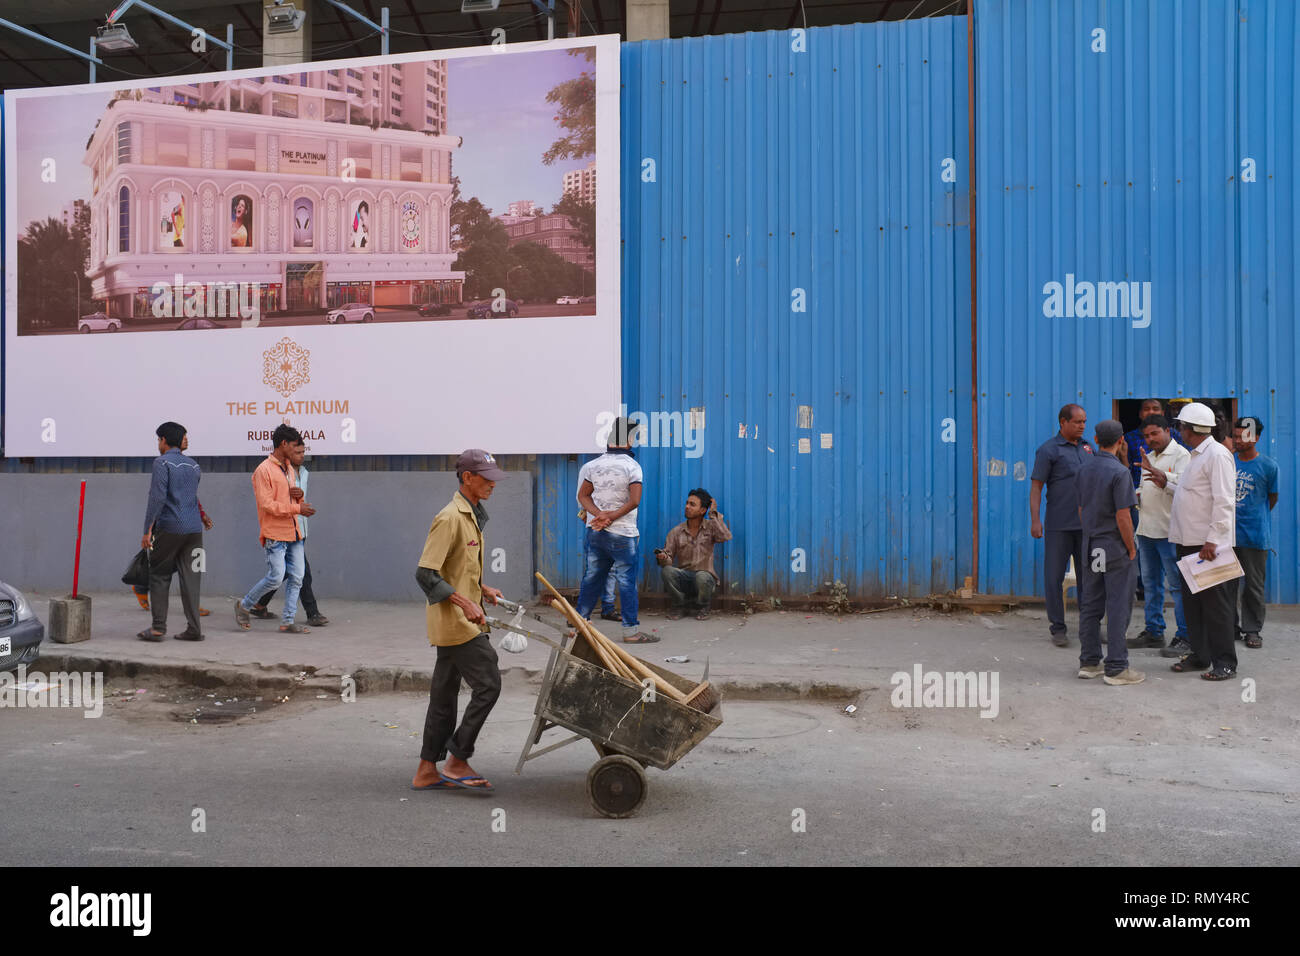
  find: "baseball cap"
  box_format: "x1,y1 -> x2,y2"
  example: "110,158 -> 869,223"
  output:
1094,420 -> 1124,447
455,449 -> 507,480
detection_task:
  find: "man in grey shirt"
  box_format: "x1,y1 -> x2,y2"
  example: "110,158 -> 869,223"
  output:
1074,420 -> 1145,686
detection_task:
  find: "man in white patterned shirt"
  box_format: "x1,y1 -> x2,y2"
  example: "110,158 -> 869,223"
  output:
575,417 -> 658,643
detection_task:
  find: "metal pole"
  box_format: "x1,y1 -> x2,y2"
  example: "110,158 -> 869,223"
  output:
966,0 -> 979,593
227,23 -> 234,70
106,1 -> 234,60
72,480 -> 87,598
0,17 -> 104,66
381,7 -> 389,55
90,36 -> 96,82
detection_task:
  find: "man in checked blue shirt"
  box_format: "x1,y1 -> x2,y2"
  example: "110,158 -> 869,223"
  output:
139,421 -> 205,642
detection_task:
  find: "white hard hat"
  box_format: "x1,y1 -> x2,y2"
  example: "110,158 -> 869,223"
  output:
1175,402 -> 1216,428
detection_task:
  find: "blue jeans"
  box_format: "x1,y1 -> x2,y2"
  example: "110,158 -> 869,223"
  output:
1137,535 -> 1187,639
241,539 -> 305,625
583,534 -> 618,614
602,573 -> 617,614
576,529 -> 640,629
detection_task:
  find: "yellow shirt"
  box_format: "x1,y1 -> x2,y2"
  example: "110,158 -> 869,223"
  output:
418,491 -> 486,646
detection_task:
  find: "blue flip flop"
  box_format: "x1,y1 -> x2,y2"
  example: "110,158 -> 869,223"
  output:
439,773 -> 494,793
410,778 -> 456,792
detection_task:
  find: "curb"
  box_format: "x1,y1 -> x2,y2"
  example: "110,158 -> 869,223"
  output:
32,652 -> 867,703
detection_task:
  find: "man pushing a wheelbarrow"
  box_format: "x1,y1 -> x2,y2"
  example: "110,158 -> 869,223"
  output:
411,449 -> 508,794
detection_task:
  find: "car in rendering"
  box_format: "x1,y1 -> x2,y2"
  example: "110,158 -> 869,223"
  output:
578,295 -> 596,304
325,303 -> 375,324
78,312 -> 121,333
0,581 -> 44,673
556,296 -> 580,305
175,317 -> 224,330
467,299 -> 519,319
418,302 -> 453,317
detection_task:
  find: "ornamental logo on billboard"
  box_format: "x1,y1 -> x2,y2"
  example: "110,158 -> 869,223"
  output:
262,338 -> 312,397
401,200 -> 421,249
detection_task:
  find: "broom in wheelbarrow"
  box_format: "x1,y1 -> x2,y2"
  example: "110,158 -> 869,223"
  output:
513,572 -> 720,714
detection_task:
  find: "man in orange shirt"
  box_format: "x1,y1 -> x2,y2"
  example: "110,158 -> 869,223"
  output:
234,424 -> 317,634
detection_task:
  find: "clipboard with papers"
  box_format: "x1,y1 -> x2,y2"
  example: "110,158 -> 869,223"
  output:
1177,549 -> 1245,594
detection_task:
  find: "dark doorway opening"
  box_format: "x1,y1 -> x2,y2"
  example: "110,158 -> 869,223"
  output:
1113,397 -> 1238,444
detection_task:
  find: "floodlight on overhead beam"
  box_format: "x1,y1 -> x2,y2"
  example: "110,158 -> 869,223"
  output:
266,1 -> 307,34
461,0 -> 502,12
94,22 -> 137,52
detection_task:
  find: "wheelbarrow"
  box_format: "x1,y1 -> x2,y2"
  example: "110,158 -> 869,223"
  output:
488,598 -> 723,818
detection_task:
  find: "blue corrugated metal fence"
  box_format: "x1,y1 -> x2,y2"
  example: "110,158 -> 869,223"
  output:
5,5 -> 1297,602
537,20 -> 974,597
974,0 -> 1298,602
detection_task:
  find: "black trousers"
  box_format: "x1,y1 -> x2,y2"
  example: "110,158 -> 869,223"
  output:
420,634 -> 501,763
149,530 -> 203,636
1234,547 -> 1268,635
1176,544 -> 1238,672
257,556 -> 319,617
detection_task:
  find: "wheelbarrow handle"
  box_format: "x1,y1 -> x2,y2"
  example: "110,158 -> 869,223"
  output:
486,616 -> 564,652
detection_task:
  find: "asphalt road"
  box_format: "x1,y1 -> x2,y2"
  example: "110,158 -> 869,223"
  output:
1,677 -> 1295,867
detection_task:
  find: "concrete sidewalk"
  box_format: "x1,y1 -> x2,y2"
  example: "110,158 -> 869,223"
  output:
29,587 -> 1300,709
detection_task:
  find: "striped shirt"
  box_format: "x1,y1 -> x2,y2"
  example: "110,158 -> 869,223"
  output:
143,448 -> 203,535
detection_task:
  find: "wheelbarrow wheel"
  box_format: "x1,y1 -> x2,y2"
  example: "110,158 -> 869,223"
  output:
586,755 -> 647,818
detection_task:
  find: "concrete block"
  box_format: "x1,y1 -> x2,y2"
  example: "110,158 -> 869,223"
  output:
48,595 -> 93,644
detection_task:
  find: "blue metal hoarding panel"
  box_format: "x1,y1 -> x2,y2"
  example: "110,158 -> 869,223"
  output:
1237,0 -> 1299,602
603,20 -> 973,599
974,0 -> 1298,601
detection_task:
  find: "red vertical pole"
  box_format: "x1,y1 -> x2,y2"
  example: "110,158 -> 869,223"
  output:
72,480 -> 86,598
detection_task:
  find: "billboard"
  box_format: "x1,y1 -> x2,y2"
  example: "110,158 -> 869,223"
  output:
2,36 -> 619,457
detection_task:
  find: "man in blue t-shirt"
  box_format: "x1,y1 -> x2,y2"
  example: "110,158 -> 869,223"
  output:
1232,416 -> 1279,649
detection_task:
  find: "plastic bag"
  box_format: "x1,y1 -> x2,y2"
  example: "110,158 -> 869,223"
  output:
499,631 -> 528,654
121,548 -> 150,588
498,604 -> 527,653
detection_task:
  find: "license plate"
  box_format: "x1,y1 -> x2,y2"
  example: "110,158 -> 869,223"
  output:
0,637 -> 10,657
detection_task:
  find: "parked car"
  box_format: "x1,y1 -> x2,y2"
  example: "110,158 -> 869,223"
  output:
578,296 -> 596,304
175,317 -> 223,330
556,296 -> 580,306
326,303 -> 375,324
0,581 -> 44,673
78,312 -> 121,333
418,302 -> 452,317
467,299 -> 519,319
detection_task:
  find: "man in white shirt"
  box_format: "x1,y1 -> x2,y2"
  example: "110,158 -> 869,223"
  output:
1166,403 -> 1238,680
575,417 -> 658,643
1129,414 -> 1191,655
